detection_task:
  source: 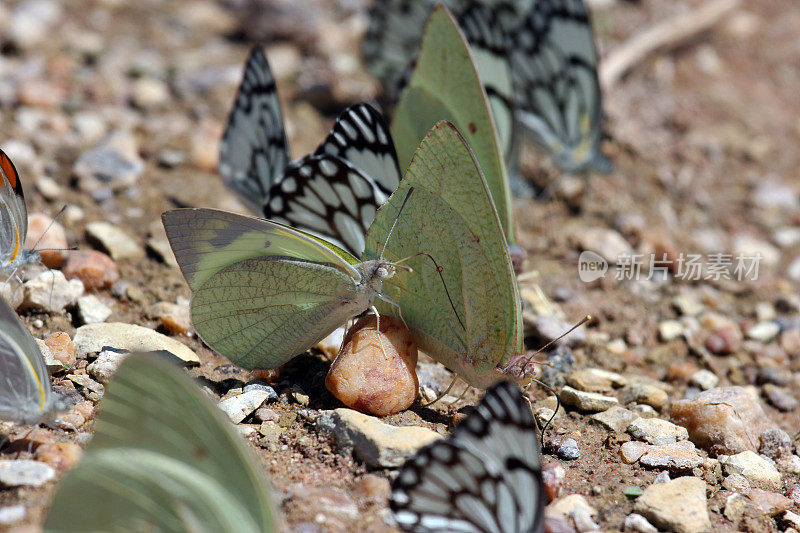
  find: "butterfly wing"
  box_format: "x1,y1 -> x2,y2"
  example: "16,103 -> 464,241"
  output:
190,255 -> 364,369
162,208 -> 360,290
391,382 -> 544,533
264,154 -> 388,257
0,297 -> 53,425
391,5 -> 515,245
508,0 -> 610,173
219,46 -> 290,213
44,353 -> 278,532
313,103 -> 401,197
0,149 -> 28,269
366,121 -> 522,389
162,208 -> 367,369
457,3 -> 519,180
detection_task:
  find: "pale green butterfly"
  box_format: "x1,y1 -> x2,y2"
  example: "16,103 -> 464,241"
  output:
163,121 -> 524,389
44,353 -> 278,532
389,4 -> 520,259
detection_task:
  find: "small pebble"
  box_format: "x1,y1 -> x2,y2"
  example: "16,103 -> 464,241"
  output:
77,294 -> 112,324
316,408 -> 441,468
723,473 -> 751,492
628,418 -> 688,445
218,389 -> 271,424
746,321 -> 780,342
22,270 -> 84,312
558,438 -> 580,460
619,384 -> 668,410
560,386 -> 619,412
624,513 -> 657,533
87,349 -> 129,382
779,329 -> 800,357
325,315 -> 418,416
43,331 -> 76,367
670,386 -> 779,455
0,460 -> 55,487
658,320 -> 683,341
705,324 -> 742,355
0,505 -> 25,526
746,488 -> 793,516
589,406 -> 640,432
633,477 -> 710,533
62,250 -> 120,290
35,442 -> 82,470
25,213 -> 68,268
74,130 -> 144,192
758,428 -> 792,458
86,222 -> 144,261
542,462 -> 565,501
653,471 -> 671,484
689,370 -> 719,390
147,300 -> 191,334
719,451 -> 783,490
762,384 -> 798,412
638,441 -> 704,471
73,322 -> 199,363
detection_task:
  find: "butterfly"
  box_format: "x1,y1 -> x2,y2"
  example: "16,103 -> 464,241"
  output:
389,4 -> 519,258
391,381 -> 544,533
0,296 -> 70,425
363,0 -> 611,174
164,120 -> 524,389
0,148 -> 41,277
219,46 -> 401,256
45,352 -> 278,532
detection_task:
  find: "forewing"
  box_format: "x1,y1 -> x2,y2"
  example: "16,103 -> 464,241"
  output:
457,4 -> 518,177
362,0 -> 438,98
391,383 -> 544,533
508,0 -> 610,172
366,121 -> 522,389
0,149 -> 27,266
162,208 -> 360,291
391,5 -> 515,243
219,47 -> 290,213
0,298 -> 50,424
44,353 -> 277,532
313,103 -> 401,196
264,155 -> 386,257
191,256 -> 361,369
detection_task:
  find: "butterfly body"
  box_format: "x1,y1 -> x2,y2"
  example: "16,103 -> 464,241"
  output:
0,297 -> 69,425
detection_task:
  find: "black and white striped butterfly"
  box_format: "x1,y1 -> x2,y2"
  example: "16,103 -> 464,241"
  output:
391,382 -> 544,533
363,0 -> 610,174
220,46 -> 402,256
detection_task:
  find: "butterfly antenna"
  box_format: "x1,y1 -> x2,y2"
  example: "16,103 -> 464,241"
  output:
29,205 -> 68,252
525,378 -> 561,452
395,251 -> 465,330
503,316 -> 591,375
380,187 -> 414,259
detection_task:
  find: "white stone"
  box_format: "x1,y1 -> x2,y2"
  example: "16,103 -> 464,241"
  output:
86,222 -> 144,261
73,322 -> 199,363
218,390 -> 270,424
77,294 -> 112,324
23,270 -> 84,312
718,451 -> 782,490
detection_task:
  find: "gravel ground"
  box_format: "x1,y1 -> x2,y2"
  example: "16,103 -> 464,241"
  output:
0,0 -> 798,531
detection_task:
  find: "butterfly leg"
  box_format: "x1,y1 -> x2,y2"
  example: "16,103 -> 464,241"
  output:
376,292 -> 408,330
369,305 -> 388,360
419,374 -> 461,408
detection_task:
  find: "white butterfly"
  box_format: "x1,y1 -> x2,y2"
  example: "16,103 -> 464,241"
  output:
363,0 -> 611,174
220,47 -> 402,256
391,382 -> 544,533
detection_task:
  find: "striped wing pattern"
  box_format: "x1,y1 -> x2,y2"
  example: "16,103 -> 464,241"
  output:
391,382 -> 544,533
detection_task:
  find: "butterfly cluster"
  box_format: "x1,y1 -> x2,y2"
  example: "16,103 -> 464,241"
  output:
365,0 -> 611,174
0,1 -> 611,530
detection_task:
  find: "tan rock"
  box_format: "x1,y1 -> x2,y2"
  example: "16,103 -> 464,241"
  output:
325,315 -> 418,416
25,213 -> 68,269
671,386 -> 778,455
634,477 -> 711,533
